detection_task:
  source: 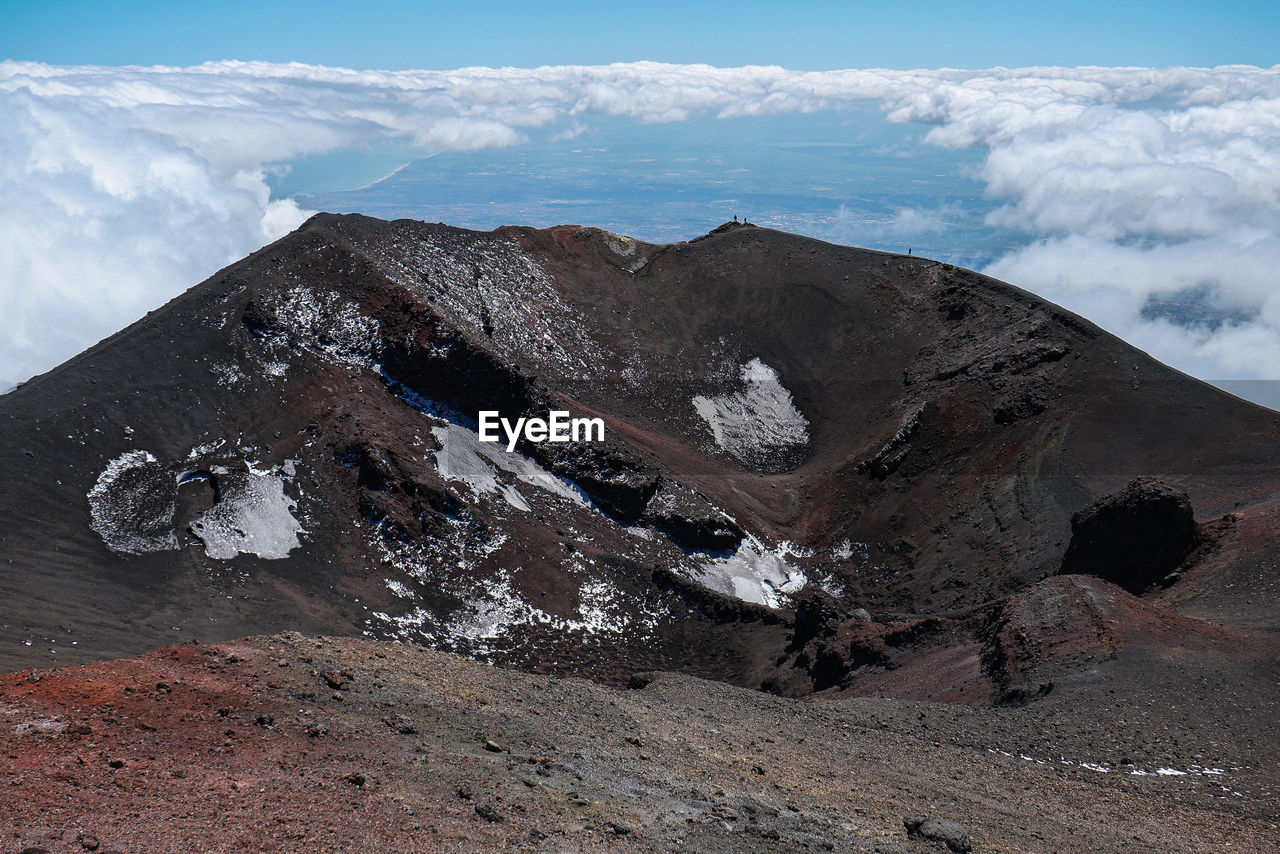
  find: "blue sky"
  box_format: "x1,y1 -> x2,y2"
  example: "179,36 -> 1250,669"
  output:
3,0 -> 1278,70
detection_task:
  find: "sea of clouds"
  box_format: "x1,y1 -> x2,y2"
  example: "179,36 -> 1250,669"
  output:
2,60 -> 1279,388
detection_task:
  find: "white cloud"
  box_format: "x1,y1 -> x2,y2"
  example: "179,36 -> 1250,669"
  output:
986,230 -> 1280,379
822,203 -> 956,246
2,60 -> 1280,387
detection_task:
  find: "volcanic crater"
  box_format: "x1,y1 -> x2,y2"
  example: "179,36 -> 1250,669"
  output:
1,215 -> 1278,852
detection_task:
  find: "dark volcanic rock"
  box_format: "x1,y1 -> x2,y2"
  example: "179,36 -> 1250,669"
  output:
639,479 -> 744,551
791,585 -> 847,646
904,815 -> 972,852
474,803 -> 504,822
1059,477 -> 1196,593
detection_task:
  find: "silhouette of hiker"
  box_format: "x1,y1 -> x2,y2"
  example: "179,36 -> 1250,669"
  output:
908,248 -> 912,255
734,215 -> 738,222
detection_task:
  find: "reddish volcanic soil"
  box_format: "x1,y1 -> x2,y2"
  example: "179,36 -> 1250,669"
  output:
1,633 -> 1277,853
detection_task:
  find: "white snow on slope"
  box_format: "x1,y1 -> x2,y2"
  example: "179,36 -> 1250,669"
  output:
360,233 -> 604,382
431,421 -> 587,511
189,464 -> 303,560
371,569 -> 651,656
249,284 -> 382,378
87,450 -> 178,554
696,536 -> 810,608
442,571 -> 645,652
693,358 -> 809,465
88,445 -> 304,561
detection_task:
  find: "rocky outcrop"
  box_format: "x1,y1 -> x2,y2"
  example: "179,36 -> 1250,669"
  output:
1059,477 -> 1196,593
904,816 -> 972,853
639,480 -> 744,551
857,401 -> 925,479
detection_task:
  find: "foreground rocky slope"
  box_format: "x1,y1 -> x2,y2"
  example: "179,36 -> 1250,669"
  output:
1,633 -> 1276,854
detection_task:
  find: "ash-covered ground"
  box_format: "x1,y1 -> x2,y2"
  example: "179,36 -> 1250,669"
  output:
1,633 -> 1275,853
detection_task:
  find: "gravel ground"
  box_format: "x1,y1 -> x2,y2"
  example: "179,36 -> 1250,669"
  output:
2,633 -> 1276,853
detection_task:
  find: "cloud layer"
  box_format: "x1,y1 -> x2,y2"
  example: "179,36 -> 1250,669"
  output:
3,60 -> 1280,386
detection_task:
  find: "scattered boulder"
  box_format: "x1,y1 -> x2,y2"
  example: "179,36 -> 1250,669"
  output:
1059,477 -> 1196,593
474,803 -> 504,823
903,815 -> 972,852
382,714 -> 417,734
322,670 -> 352,690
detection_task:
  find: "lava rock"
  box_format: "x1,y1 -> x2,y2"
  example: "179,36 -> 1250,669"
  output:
639,480 -> 744,551
382,714 -> 417,734
1059,477 -> 1196,593
791,586 -> 847,646
474,803 -> 504,823
322,671 -> 351,690
903,815 -> 972,852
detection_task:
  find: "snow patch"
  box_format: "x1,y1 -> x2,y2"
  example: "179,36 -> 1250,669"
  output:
693,358 -> 809,467
991,749 -> 1238,782
189,463 -> 303,560
696,536 -> 809,608
87,450 -> 178,554
210,361 -> 247,389
431,421 -> 587,511
572,579 -> 634,635
357,233 -> 603,382
441,571 -> 641,653
253,284 -> 381,369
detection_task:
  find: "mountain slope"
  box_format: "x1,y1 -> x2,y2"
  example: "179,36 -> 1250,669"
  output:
2,214 -> 1278,703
